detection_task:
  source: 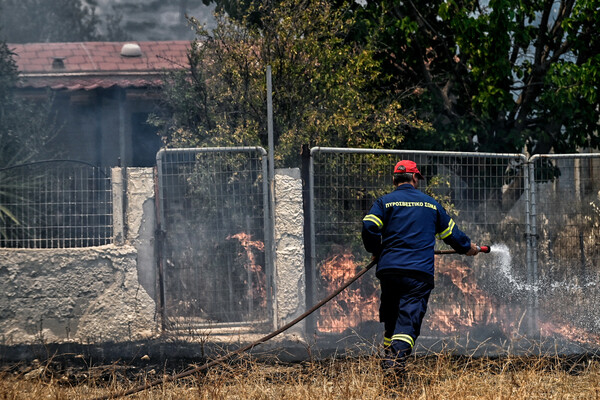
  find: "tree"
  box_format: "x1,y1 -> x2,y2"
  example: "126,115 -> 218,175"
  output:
0,38 -> 55,166
0,0 -> 128,43
200,0 -> 258,23
355,0 -> 600,154
153,0 -> 428,167
0,36 -> 57,238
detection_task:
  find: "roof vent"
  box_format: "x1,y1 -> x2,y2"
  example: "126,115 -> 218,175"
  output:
121,43 -> 142,57
52,57 -> 66,69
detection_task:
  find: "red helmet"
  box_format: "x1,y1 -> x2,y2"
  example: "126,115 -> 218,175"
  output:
394,160 -> 424,180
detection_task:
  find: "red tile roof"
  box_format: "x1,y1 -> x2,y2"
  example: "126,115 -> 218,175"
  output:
9,41 -> 191,90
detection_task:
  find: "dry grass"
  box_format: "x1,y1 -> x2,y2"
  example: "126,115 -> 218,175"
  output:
1,351 -> 599,399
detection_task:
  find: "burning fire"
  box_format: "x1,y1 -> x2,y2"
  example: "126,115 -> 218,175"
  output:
427,257 -> 599,346
539,320 -> 600,345
227,232 -> 266,307
222,237 -> 598,346
427,259 -> 505,334
317,251 -> 379,334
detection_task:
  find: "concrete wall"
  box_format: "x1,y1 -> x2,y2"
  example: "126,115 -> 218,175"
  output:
274,168 -> 305,333
0,168 -> 158,345
0,167 -> 306,351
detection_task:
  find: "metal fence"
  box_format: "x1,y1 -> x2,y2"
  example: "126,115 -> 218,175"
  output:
156,147 -> 272,331
0,161 -> 113,248
308,148 -> 600,351
528,154 -> 600,347
3,147 -> 598,350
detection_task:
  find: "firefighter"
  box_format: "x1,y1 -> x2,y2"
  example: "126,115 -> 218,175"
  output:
362,160 -> 480,384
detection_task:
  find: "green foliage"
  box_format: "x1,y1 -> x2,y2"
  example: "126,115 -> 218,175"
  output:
202,0 -> 258,23
425,175 -> 459,217
153,0 -> 429,167
0,36 -> 17,95
356,0 -> 600,154
193,0 -> 599,154
398,0 -> 600,153
0,38 -> 57,239
0,41 -> 55,166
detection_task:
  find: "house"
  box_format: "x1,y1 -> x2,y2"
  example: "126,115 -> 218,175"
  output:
9,41 -> 191,167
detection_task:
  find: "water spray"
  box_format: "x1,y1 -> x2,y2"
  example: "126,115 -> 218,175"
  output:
92,245 -> 492,399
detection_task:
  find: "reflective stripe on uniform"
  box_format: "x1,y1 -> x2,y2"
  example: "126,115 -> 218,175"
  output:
391,334 -> 415,348
363,214 -> 383,229
436,218 -> 455,240
383,334 -> 414,348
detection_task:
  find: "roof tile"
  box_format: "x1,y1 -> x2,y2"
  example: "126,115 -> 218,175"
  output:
9,41 -> 190,90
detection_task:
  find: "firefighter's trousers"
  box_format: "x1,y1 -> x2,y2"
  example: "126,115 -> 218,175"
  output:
378,274 -> 433,371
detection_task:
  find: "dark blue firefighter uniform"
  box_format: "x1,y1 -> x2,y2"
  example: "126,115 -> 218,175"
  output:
362,183 -> 472,372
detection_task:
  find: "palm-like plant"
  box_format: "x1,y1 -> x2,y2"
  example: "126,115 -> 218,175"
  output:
0,39 -> 58,244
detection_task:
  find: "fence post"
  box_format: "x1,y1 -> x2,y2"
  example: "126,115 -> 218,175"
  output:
301,144 -> 314,335
527,156 -> 539,338
153,163 -> 167,331
111,167 -> 125,245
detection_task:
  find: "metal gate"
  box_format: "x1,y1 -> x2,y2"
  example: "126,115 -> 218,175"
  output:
528,154 -> 600,347
308,148 -> 532,347
309,147 -> 600,351
156,147 -> 273,331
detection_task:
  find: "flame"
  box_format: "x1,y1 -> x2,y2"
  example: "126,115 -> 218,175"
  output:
427,259 -> 505,334
539,320 -> 600,345
227,232 -> 266,307
426,258 -> 599,346
220,237 -> 598,345
317,252 -> 379,334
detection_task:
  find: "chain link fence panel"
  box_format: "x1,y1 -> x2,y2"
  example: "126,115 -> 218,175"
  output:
529,154 -> 600,348
309,148 -> 533,350
0,161 -> 113,248
156,147 -> 272,331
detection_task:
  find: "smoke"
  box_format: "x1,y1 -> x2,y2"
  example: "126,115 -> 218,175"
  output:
95,0 -> 216,41
1,0 -> 216,43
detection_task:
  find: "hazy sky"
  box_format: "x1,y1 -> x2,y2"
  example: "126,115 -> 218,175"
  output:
93,0 -> 216,41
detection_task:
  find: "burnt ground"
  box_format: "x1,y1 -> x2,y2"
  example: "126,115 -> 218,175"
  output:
0,353 -> 205,386
2,350 -> 599,388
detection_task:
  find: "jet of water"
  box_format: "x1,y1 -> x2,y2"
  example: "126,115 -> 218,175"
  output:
487,243 -> 538,293
488,243 -> 598,293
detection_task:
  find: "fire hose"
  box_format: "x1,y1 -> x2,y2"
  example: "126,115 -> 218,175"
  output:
437,245 -> 490,254
91,245 -> 490,399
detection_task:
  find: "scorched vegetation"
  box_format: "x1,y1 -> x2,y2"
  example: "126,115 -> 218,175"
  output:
1,351 -> 599,399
